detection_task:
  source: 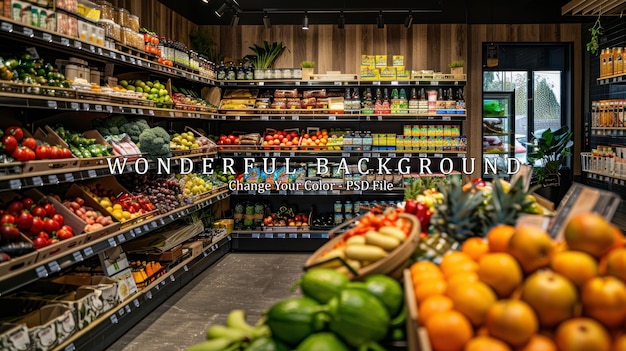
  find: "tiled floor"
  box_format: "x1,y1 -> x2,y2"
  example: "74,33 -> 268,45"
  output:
107,253 -> 309,351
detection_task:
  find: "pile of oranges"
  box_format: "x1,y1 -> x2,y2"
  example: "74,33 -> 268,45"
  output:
409,212 -> 626,351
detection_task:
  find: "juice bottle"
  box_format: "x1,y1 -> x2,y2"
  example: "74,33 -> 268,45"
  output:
601,48 -> 607,78
608,48 -> 615,77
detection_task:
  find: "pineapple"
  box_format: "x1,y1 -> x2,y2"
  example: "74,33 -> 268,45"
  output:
478,177 -> 535,235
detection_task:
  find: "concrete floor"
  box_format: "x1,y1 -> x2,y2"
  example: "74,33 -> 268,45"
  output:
107,253 -> 309,351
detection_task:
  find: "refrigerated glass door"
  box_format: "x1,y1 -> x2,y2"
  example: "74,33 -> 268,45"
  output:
483,92 -> 516,179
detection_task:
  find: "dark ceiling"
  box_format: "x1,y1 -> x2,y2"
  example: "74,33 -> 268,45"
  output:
157,0 -> 586,26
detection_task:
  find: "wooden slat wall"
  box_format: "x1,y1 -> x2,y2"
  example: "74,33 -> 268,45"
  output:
201,24 -> 467,74
109,0 -> 198,46
468,24 -> 583,179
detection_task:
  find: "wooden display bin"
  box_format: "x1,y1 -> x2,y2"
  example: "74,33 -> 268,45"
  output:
0,233 -> 38,277
39,126 -> 113,169
404,269 -> 432,351
62,184 -> 122,242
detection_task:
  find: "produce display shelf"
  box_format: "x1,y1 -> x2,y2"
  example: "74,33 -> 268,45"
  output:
231,230 -> 329,239
216,112 -> 466,121
230,230 -> 328,252
231,189 -> 404,196
591,128 -> 626,136
217,79 -> 466,87
597,72 -> 626,85
0,18 -> 215,85
0,92 -> 216,120
219,150 -> 467,158
0,191 -> 230,296
55,235 -> 232,351
585,170 -> 626,185
0,151 -> 218,191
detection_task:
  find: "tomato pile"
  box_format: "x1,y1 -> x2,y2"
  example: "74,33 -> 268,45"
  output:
1,126 -> 73,162
339,209 -> 413,244
0,196 -> 73,249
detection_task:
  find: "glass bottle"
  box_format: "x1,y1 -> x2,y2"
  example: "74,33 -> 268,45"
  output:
382,88 -> 391,114
226,62 -> 236,80
399,88 -> 408,114
236,62 -> 245,80
409,88 -> 419,114
217,61 -> 226,80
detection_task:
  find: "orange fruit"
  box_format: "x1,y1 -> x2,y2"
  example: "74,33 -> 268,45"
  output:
550,250 -> 599,289
486,224 -> 515,253
517,334 -> 557,351
440,252 -> 475,275
447,281 -> 497,327
555,318 -> 611,351
581,276 -> 626,329
606,225 -> 626,254
412,269 -> 445,285
604,248 -> 626,282
485,299 -> 538,347
443,259 -> 478,278
418,295 -> 454,325
464,336 -> 512,351
508,225 -> 554,274
414,278 -> 447,303
613,333 -> 626,351
462,237 -> 490,262
425,310 -> 473,351
520,270 -> 579,328
446,272 -> 479,294
411,261 -> 440,274
564,213 -> 615,258
477,253 -> 523,298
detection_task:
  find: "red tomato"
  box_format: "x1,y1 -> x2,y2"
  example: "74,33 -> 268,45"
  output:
52,213 -> 64,227
35,145 -> 50,159
151,36 -> 159,45
16,210 -> 33,231
49,146 -> 62,159
36,231 -> 49,240
30,217 -> 44,235
44,218 -> 60,233
0,214 -> 15,224
21,197 -> 34,210
0,224 -> 20,241
61,224 -> 73,234
22,137 -> 37,150
43,203 -> 56,218
61,148 -> 73,159
4,126 -> 23,142
1,135 -> 17,154
11,146 -> 30,162
56,228 -> 73,240
31,206 -> 46,218
25,147 -> 36,160
7,201 -> 24,216
33,236 -> 49,249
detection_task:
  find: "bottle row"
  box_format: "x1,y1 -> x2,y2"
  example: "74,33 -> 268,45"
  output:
600,47 -> 626,78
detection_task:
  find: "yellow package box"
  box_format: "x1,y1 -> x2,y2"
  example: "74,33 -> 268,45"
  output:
392,55 -> 405,66
379,66 -> 396,80
360,67 -> 380,80
361,55 -> 375,67
396,68 -> 411,80
375,55 -> 388,67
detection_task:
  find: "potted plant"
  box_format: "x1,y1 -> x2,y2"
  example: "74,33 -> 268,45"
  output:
300,61 -> 315,80
244,41 -> 287,80
449,60 -> 464,77
526,126 -> 573,203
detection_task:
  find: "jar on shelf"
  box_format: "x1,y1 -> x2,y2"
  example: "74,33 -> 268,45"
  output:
115,7 -> 129,27
98,19 -> 120,42
264,69 -> 273,79
121,27 -> 133,47
127,14 -> 140,32
97,0 -> 114,20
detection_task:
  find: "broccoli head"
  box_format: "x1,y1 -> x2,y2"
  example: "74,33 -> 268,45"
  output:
120,119 -> 150,143
138,126 -> 171,159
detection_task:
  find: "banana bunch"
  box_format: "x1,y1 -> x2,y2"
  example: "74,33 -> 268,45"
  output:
187,310 -> 270,351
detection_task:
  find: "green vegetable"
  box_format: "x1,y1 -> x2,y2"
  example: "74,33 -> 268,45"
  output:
186,338 -> 239,351
363,275 -> 404,317
294,332 -> 349,351
138,126 -> 171,158
265,297 -> 326,346
294,268 -> 349,304
325,288 -> 390,347
244,337 -> 289,351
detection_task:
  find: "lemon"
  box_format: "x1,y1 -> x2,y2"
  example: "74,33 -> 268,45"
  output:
122,211 -> 131,220
112,210 -> 123,220
106,206 -> 113,213
113,204 -> 122,211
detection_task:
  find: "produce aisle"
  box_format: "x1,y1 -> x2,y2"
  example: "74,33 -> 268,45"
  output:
108,253 -> 308,351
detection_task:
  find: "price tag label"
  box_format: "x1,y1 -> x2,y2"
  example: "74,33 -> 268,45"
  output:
264,233 -> 274,239
47,175 -> 59,184
88,170 -> 97,178
149,110 -> 155,116
109,51 -> 116,59
89,45 -> 95,53
302,233 -> 311,239
333,81 -> 342,86
391,81 -> 399,85
280,116 -> 286,120
146,291 -> 152,299
9,179 -> 21,190
169,214 -> 175,221
83,247 -> 93,256
60,37 -> 70,46
151,221 -> 158,229
129,57 -> 136,64
133,299 -> 140,308
65,343 -> 76,351
161,280 -> 166,286
110,315 -> 118,324
106,105 -> 113,113
328,116 -> 337,121
23,27 -> 33,37
125,305 -> 131,313
1,22 -> 13,32
159,218 -> 165,226
130,108 -> 137,114
118,308 -> 124,317
292,115 -> 299,121
183,265 -> 189,272
108,238 -> 117,247
117,234 -> 126,243
363,153 -> 371,158
442,116 -> 451,121
95,105 -> 102,112
404,153 -> 411,158
47,101 -> 57,109
120,54 -> 126,62
32,176 -> 43,187
419,153 -> 427,158
430,81 -> 439,86
82,103 -> 90,111
137,59 -> 143,66
128,229 -> 135,238
319,190 -> 328,195
389,153 -> 397,158
42,32 -> 52,42
138,108 -> 144,115
373,81 -> 381,85
35,266 -> 48,278
143,224 -> 150,232
289,233 -> 298,239
170,275 -> 175,282
70,102 -> 79,110
203,251 -> 208,257
261,115 -> 269,121
72,251 -> 83,262
372,153 -> 381,158
135,226 -> 142,235
48,261 -> 61,272
234,115 -> 240,120
74,40 -> 82,49
434,153 -> 443,158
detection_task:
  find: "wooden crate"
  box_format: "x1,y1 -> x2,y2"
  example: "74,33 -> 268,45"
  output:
0,234 -> 38,277
404,269 -> 432,351
63,184 -> 122,241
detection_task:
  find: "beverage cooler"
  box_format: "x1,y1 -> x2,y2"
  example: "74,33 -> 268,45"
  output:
482,91 -> 516,179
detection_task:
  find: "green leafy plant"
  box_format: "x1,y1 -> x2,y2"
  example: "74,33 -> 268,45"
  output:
526,126 -> 573,185
244,41 -> 287,70
587,16 -> 603,55
300,61 -> 315,68
448,60 -> 464,68
189,30 -> 224,63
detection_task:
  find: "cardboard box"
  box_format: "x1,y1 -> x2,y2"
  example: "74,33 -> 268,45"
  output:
392,55 -> 405,66
52,275 -> 120,314
183,241 -> 204,258
361,55 -> 375,67
20,304 -> 76,351
109,268 -> 138,301
375,55 -> 388,67
212,219 -> 233,235
147,244 -> 183,262
98,246 -> 129,277
360,66 -> 379,80
0,323 -> 30,351
56,290 -> 98,330
379,67 -> 396,80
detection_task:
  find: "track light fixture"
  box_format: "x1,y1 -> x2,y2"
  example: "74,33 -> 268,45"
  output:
338,12 -> 345,29
201,0 -> 209,3
404,11 -> 413,28
263,12 -> 271,29
377,11 -> 384,29
302,12 -> 309,30
214,2 -> 228,17
230,13 -> 239,26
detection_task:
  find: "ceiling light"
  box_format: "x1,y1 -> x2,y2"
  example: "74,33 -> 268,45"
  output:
377,11 -> 384,29
202,0 -> 209,3
302,12 -> 309,30
338,12 -> 345,29
230,13 -> 239,26
214,2 -> 228,17
404,11 -> 413,28
263,12 -> 271,29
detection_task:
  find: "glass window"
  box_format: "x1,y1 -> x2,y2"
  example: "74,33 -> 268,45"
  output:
533,71 -> 562,131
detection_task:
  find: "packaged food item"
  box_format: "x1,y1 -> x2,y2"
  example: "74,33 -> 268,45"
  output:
274,89 -> 298,98
303,89 -> 327,98
57,0 -> 78,13
115,7 -> 129,26
98,19 -> 120,41
97,0 -> 114,20
127,14 -> 139,32
57,13 -> 78,37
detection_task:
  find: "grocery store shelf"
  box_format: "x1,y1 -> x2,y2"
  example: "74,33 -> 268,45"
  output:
231,230 -> 329,239
597,73 -> 626,85
231,230 -> 329,252
217,79 -> 466,87
231,189 -> 404,196
0,190 -> 230,296
56,235 -> 232,351
0,18 -> 215,85
585,169 -> 626,185
219,149 -> 467,158
0,151 -> 217,191
591,127 -> 626,137
213,113 -> 466,122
